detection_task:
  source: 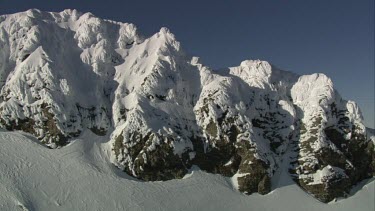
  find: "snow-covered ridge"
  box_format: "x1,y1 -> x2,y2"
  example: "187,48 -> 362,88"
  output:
0,9 -> 374,203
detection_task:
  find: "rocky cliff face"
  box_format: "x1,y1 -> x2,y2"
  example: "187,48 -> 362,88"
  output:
0,9 -> 373,202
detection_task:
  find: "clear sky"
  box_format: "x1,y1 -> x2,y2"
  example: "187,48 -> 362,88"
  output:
1,0 -> 374,128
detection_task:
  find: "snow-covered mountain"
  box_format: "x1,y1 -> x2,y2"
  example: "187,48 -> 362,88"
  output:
0,9 -> 374,204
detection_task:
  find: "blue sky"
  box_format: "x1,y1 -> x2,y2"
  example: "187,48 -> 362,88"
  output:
1,0 -> 374,128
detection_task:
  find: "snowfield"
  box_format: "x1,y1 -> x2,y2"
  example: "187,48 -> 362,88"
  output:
0,130 -> 373,211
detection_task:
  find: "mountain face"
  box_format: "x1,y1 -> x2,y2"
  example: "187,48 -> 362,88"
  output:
0,9 -> 373,203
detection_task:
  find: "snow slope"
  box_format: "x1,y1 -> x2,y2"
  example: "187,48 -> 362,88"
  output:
0,130 -> 373,211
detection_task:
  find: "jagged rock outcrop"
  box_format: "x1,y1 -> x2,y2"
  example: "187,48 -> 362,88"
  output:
288,74 -> 374,202
0,9 -> 373,202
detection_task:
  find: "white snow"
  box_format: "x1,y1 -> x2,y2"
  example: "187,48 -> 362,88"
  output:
367,127 -> 375,144
303,165 -> 349,185
0,130 -> 373,211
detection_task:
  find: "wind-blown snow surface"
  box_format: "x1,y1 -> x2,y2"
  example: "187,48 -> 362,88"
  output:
0,130 -> 373,211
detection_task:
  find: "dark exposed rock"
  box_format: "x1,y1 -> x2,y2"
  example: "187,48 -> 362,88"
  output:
0,103 -> 70,147
236,140 -> 271,195
115,132 -> 192,181
290,103 -> 375,202
90,126 -> 107,136
132,139 -> 190,181
0,101 -> 109,146
191,135 -> 240,177
297,175 -> 351,203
